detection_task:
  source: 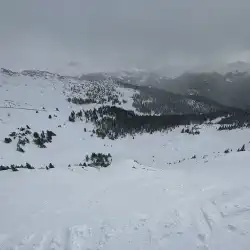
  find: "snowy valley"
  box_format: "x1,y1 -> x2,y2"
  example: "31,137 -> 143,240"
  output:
1,68 -> 250,250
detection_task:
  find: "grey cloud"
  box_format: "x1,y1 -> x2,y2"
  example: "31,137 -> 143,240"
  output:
1,0 -> 250,74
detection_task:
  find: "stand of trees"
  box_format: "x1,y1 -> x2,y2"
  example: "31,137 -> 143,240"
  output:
0,163 -> 35,172
79,153 -> 112,168
3,126 -> 56,152
83,106 -> 232,139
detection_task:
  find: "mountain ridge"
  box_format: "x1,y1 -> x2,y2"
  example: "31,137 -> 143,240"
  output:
1,67 -> 242,116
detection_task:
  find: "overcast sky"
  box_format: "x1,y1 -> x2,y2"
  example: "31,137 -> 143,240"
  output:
1,0 -> 250,74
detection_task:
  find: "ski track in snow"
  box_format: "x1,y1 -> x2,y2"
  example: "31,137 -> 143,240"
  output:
0,200 -> 249,250
1,164 -> 250,250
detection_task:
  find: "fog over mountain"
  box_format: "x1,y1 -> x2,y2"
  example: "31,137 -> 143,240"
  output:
1,0 -> 250,74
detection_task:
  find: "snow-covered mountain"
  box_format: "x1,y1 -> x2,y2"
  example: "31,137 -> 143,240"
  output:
75,65 -> 250,111
1,68 -> 235,115
190,61 -> 250,75
1,68 -> 250,250
148,70 -> 250,110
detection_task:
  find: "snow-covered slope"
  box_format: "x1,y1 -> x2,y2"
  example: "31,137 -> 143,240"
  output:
1,68 -> 250,250
1,151 -> 250,250
1,68 -> 235,115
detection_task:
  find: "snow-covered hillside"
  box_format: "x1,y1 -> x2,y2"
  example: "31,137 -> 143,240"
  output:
1,68 -> 250,250
1,153 -> 250,250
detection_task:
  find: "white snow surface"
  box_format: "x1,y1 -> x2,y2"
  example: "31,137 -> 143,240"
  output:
1,72 -> 250,249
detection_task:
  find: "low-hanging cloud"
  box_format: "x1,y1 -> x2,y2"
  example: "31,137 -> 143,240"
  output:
1,0 -> 250,74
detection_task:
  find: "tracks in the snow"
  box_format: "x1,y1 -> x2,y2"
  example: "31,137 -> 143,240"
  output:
1,186 -> 250,250
0,230 -> 67,250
